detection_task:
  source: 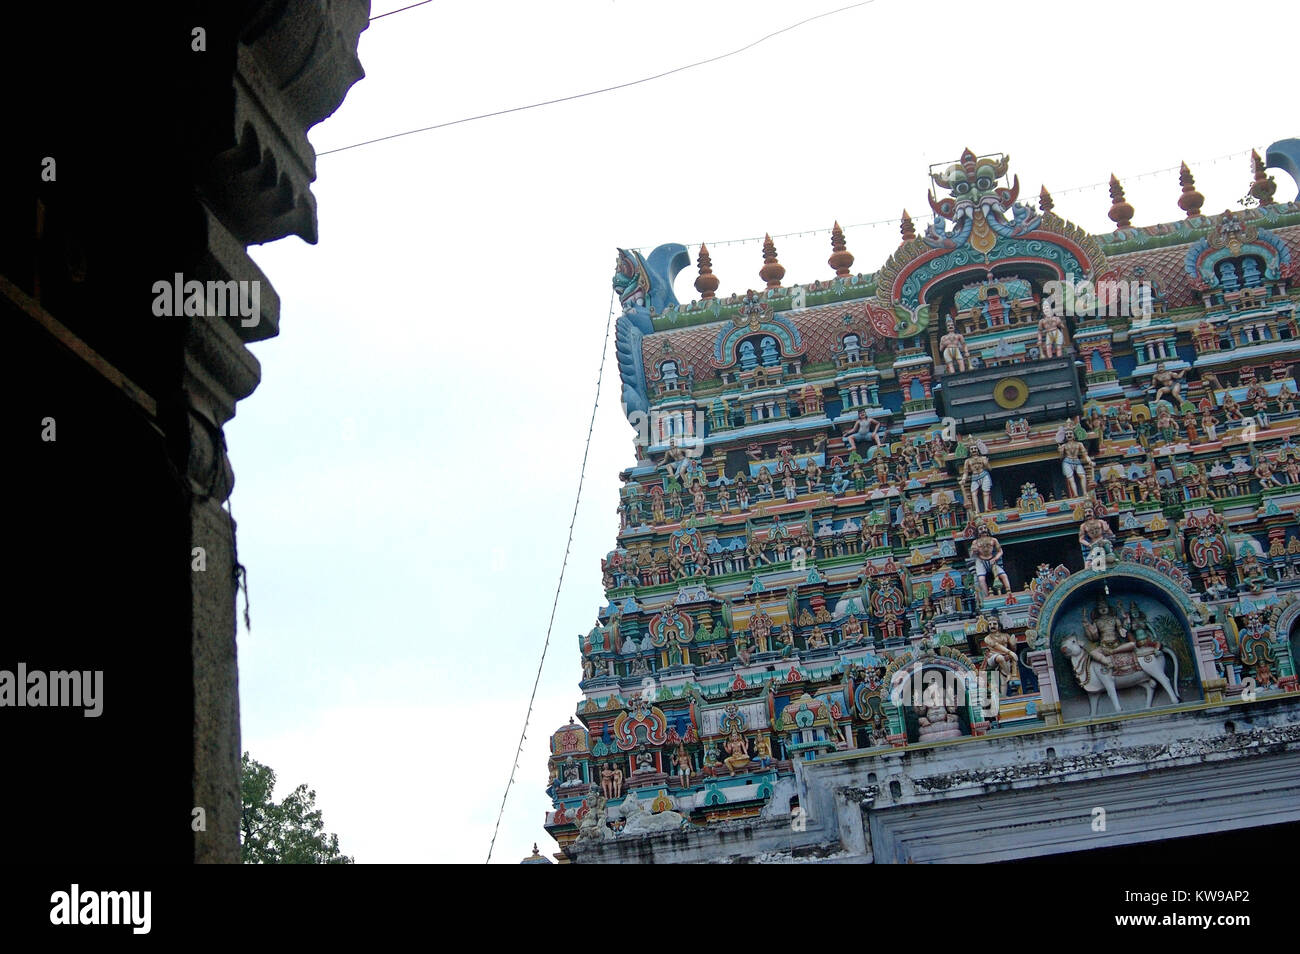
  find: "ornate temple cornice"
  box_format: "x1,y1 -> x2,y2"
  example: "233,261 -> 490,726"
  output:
193,0 -> 369,251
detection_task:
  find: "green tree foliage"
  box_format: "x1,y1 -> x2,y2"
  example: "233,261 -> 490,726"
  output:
240,752 -> 354,864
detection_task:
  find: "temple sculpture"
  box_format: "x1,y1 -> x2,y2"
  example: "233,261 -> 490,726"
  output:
548,144 -> 1300,863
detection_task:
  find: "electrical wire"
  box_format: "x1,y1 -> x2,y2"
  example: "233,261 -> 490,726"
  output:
320,1 -> 879,156
485,287 -> 618,864
369,1 -> 435,22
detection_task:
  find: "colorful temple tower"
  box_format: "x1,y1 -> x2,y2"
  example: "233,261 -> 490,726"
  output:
546,143 -> 1300,862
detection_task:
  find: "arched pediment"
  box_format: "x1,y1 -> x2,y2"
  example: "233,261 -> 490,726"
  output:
1183,218 -> 1292,288
1035,565 -> 1205,722
875,213 -> 1107,323
712,315 -> 805,369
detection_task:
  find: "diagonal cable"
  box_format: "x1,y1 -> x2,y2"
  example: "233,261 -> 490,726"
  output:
321,1 -> 879,156
485,287 -> 617,863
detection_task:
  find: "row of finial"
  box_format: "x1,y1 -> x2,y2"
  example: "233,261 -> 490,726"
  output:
693,223 -> 868,299
692,151 -> 1280,297
1105,149 -> 1277,229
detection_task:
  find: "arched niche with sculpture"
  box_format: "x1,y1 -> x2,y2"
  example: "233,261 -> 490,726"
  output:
1041,570 -> 1204,721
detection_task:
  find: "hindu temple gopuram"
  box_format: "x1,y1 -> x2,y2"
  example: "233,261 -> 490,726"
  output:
545,142 -> 1300,863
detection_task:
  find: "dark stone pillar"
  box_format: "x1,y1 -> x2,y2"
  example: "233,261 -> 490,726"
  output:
2,0 -> 369,863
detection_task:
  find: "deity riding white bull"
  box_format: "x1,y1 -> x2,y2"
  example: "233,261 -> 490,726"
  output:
1059,635 -> 1180,717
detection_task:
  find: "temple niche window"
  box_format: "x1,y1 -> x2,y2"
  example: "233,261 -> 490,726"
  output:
660,360 -> 678,386
1217,256 -> 1266,291
843,333 -> 861,362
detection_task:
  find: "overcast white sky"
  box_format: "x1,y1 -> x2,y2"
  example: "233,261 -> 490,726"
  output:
229,0 -> 1297,862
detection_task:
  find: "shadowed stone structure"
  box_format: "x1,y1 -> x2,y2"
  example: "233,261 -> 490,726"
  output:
2,1 -> 369,862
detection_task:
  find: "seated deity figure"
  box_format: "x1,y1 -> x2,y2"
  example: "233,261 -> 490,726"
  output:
970,523 -> 1012,598
1037,311 -> 1066,358
660,439 -> 692,481
1078,503 -> 1115,563
962,444 -> 994,514
1081,595 -> 1141,674
939,317 -> 971,373
722,730 -> 751,775
1114,400 -> 1134,435
560,757 -> 585,788
840,614 -> 863,645
929,430 -> 950,467
1239,550 -> 1269,593
1278,381 -> 1297,414
1204,567 -> 1231,601
843,410 -> 884,453
1120,602 -> 1162,652
917,702 -> 962,742
1058,428 -> 1095,497
633,749 -> 657,775
734,635 -> 755,666
1150,362 -> 1186,405
982,616 -> 1019,695
1256,455 -> 1281,489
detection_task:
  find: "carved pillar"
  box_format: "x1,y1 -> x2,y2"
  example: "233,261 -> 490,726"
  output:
1027,648 -> 1061,726
180,1 -> 368,863
1195,626 -> 1228,703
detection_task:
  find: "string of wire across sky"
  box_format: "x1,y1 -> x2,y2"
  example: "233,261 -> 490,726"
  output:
320,1 -> 881,156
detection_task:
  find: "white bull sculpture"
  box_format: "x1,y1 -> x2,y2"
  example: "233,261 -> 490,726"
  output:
1059,635 -> 1180,717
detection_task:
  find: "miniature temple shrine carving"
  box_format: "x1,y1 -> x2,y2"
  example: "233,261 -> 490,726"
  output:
547,144 -> 1300,863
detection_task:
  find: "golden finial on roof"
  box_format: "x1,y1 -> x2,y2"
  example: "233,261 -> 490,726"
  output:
828,221 -> 854,277
1107,174 -> 1134,230
694,244 -> 719,299
899,209 -> 916,242
1177,161 -> 1204,218
1249,149 -> 1277,206
1038,185 -> 1053,213
759,234 -> 785,289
